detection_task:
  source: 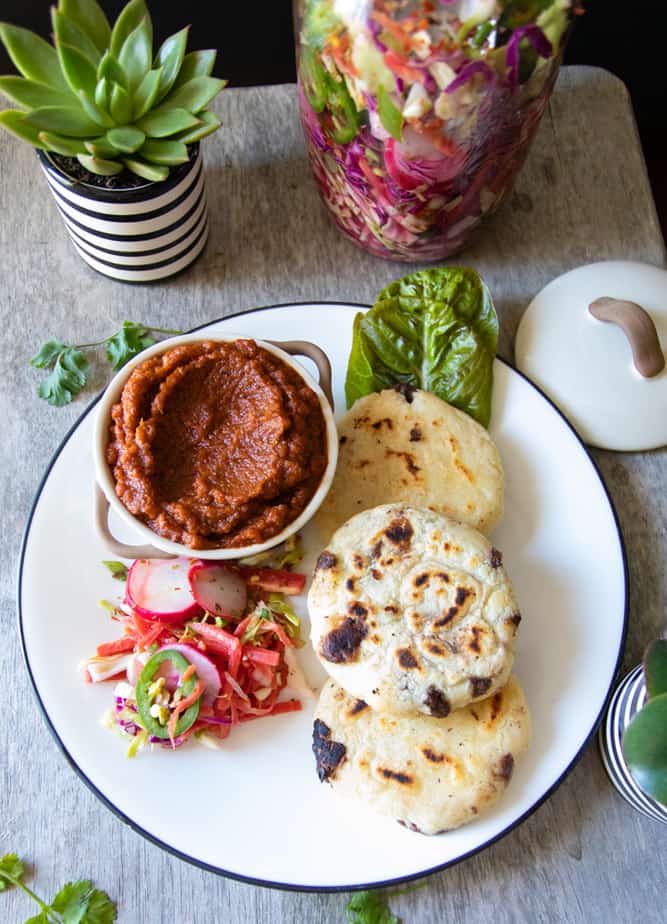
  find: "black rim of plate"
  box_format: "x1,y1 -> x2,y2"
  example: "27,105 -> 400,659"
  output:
17,301 -> 629,894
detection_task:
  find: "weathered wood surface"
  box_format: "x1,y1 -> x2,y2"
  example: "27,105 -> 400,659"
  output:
1,67 -> 666,923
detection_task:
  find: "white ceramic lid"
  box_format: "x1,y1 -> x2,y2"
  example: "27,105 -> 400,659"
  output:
515,261 -> 667,450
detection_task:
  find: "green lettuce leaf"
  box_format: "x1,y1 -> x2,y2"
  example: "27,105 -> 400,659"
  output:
345,267 -> 499,427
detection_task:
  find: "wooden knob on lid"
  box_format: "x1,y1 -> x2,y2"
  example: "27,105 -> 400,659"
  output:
589,297 -> 665,378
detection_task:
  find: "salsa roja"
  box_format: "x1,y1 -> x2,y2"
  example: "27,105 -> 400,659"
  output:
106,339 -> 328,549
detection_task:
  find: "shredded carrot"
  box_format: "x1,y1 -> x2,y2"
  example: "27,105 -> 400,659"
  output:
233,615 -> 253,638
244,646 -> 281,667
238,699 -> 302,722
372,11 -> 412,53
260,621 -> 294,649
181,663 -> 196,683
213,692 -> 232,713
96,637 -> 136,657
384,49 -> 427,83
332,43 -> 358,79
132,616 -> 170,650
224,671 -> 250,701
168,678 -> 204,747
228,643 -> 242,679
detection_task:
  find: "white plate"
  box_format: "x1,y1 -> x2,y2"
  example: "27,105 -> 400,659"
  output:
19,303 -> 627,891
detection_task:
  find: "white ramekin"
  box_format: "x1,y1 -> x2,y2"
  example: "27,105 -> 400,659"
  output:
93,332 -> 338,560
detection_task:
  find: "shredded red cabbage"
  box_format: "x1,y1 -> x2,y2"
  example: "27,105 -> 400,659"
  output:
445,59 -> 497,94
505,25 -> 553,91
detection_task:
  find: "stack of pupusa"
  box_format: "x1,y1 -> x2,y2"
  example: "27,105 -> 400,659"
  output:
307,387 -> 530,835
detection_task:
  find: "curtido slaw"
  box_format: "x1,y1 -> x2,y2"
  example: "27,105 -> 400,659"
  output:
82,546 -> 307,757
296,0 -> 581,260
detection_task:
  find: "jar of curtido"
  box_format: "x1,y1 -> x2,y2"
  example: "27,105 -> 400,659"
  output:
294,1 -> 579,261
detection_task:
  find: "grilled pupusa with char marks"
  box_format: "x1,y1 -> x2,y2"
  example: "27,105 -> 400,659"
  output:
315,386 -> 504,541
309,504 -> 520,717
313,675 -> 531,835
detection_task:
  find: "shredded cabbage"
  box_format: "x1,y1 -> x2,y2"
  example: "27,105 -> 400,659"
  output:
297,0 -> 578,259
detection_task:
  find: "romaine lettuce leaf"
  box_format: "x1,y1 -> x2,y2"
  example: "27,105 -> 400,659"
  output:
345,267 -> 498,427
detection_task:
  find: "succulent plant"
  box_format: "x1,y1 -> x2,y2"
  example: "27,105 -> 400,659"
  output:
622,639 -> 667,806
0,0 -> 226,182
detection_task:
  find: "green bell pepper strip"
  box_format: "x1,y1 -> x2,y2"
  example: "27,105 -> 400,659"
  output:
472,22 -> 494,48
135,649 -> 200,740
300,45 -> 328,113
322,73 -> 360,144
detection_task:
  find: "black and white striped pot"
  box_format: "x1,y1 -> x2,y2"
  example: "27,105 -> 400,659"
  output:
599,665 -> 667,824
37,145 -> 208,283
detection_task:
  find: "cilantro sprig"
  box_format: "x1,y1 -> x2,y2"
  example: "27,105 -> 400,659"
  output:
0,853 -> 116,924
346,880 -> 429,923
31,321 -> 182,407
347,890 -> 400,924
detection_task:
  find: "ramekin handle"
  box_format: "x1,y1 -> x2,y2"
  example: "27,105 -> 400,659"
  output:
95,484 -> 173,560
268,340 -> 334,409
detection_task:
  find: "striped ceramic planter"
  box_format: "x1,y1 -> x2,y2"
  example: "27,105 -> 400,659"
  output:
599,665 -> 667,824
38,146 -> 209,283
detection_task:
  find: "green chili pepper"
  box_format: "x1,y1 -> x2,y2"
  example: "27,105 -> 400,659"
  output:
300,45 -> 328,113
472,22 -> 494,48
498,0 -> 552,31
135,649 -> 200,740
322,73 -> 360,144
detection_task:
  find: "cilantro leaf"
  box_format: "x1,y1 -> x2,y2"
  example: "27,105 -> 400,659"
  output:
0,854 -> 116,924
0,852 -> 25,888
106,321 -> 156,370
79,887 -> 117,924
37,348 -> 88,407
346,890 -> 400,924
31,339 -> 68,369
51,880 -> 117,924
31,321 -> 182,408
102,561 -> 128,581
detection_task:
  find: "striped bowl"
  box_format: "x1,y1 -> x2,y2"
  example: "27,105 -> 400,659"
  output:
599,664 -> 667,824
38,146 -> 208,283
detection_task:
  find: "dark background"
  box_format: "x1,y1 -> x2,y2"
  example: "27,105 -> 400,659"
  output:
1,1 -> 665,234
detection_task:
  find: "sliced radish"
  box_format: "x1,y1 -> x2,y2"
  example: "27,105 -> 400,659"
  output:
126,558 -> 201,623
238,566 -> 306,596
188,560 -> 247,618
155,644 -> 221,706
126,650 -> 151,686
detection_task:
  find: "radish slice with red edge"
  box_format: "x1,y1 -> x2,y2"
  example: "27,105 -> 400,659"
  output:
155,644 -> 221,706
188,561 -> 247,618
126,558 -> 201,623
126,651 -> 150,686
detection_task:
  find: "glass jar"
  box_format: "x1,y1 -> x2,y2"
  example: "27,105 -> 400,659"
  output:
294,1 -> 578,262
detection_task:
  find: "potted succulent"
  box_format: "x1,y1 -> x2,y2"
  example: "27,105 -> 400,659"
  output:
0,0 -> 226,282
600,639 -> 667,824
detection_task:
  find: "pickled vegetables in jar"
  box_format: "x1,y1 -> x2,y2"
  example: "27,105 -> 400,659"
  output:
294,0 -> 580,261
